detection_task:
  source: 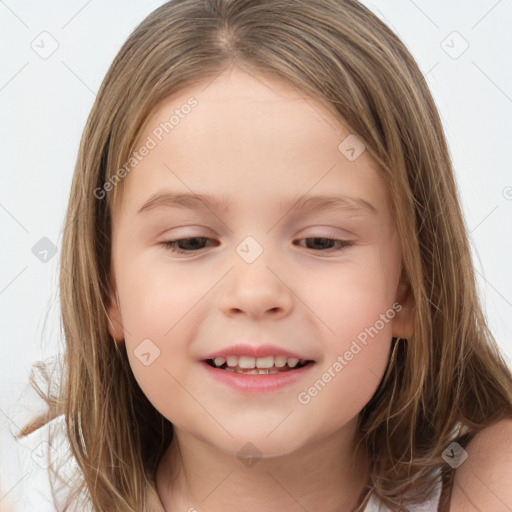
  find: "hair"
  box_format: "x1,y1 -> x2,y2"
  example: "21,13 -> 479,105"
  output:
15,0 -> 512,511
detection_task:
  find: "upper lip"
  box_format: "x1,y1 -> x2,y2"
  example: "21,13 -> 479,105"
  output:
201,343 -> 314,361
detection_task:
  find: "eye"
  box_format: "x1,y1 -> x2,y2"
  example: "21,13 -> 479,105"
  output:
160,236 -> 353,256
294,236 -> 353,252
160,237 -> 217,254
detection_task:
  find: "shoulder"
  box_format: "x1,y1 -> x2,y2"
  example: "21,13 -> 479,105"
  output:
449,419 -> 512,512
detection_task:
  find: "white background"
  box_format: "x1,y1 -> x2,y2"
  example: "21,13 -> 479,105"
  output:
1,1 -> 511,510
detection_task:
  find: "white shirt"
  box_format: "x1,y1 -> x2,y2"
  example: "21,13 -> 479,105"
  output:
363,477 -> 441,511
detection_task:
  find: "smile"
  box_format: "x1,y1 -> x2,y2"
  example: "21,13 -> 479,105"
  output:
205,355 -> 313,374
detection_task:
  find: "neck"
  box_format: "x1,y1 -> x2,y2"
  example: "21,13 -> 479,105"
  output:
156,419 -> 370,512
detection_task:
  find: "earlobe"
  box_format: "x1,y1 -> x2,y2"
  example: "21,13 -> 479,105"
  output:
106,278 -> 125,343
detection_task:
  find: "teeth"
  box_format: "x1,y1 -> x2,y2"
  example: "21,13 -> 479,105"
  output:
214,357 -> 226,367
211,355 -> 308,370
239,356 -> 256,369
254,356 -> 274,368
287,358 -> 299,368
274,356 -> 287,367
224,367 -> 281,374
226,355 -> 238,367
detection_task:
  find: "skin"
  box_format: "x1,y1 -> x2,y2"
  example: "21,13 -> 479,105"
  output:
107,66 -> 413,512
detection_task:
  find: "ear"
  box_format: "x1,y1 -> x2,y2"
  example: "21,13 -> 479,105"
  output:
106,273 -> 125,343
391,269 -> 414,339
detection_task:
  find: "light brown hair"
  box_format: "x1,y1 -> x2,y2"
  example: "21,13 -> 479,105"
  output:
17,0 -> 512,510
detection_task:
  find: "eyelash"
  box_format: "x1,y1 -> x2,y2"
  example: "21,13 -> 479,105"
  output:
160,236 -> 353,255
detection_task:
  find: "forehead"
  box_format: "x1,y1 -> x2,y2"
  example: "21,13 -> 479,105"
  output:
113,67 -> 388,219
135,67 -> 359,159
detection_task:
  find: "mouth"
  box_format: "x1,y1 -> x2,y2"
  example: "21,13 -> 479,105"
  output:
204,355 -> 315,374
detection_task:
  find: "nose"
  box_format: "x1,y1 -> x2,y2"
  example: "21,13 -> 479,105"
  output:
219,252 -> 294,320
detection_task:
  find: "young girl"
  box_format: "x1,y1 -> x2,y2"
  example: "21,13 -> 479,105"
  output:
16,0 -> 512,511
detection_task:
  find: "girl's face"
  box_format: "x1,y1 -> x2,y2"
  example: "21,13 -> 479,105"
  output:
107,67 -> 412,457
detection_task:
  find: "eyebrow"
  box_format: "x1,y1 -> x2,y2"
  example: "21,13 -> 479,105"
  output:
137,191 -> 378,216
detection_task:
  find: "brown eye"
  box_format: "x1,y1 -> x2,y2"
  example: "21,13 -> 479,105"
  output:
295,237 -> 353,251
161,237 -> 216,254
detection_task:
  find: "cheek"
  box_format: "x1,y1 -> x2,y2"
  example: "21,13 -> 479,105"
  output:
118,252 -> 205,340
115,254 -> 210,419
296,301 -> 393,433
304,253 -> 396,341
295,249 -> 396,410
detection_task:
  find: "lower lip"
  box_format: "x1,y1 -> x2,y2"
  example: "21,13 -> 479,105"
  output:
200,361 -> 315,393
